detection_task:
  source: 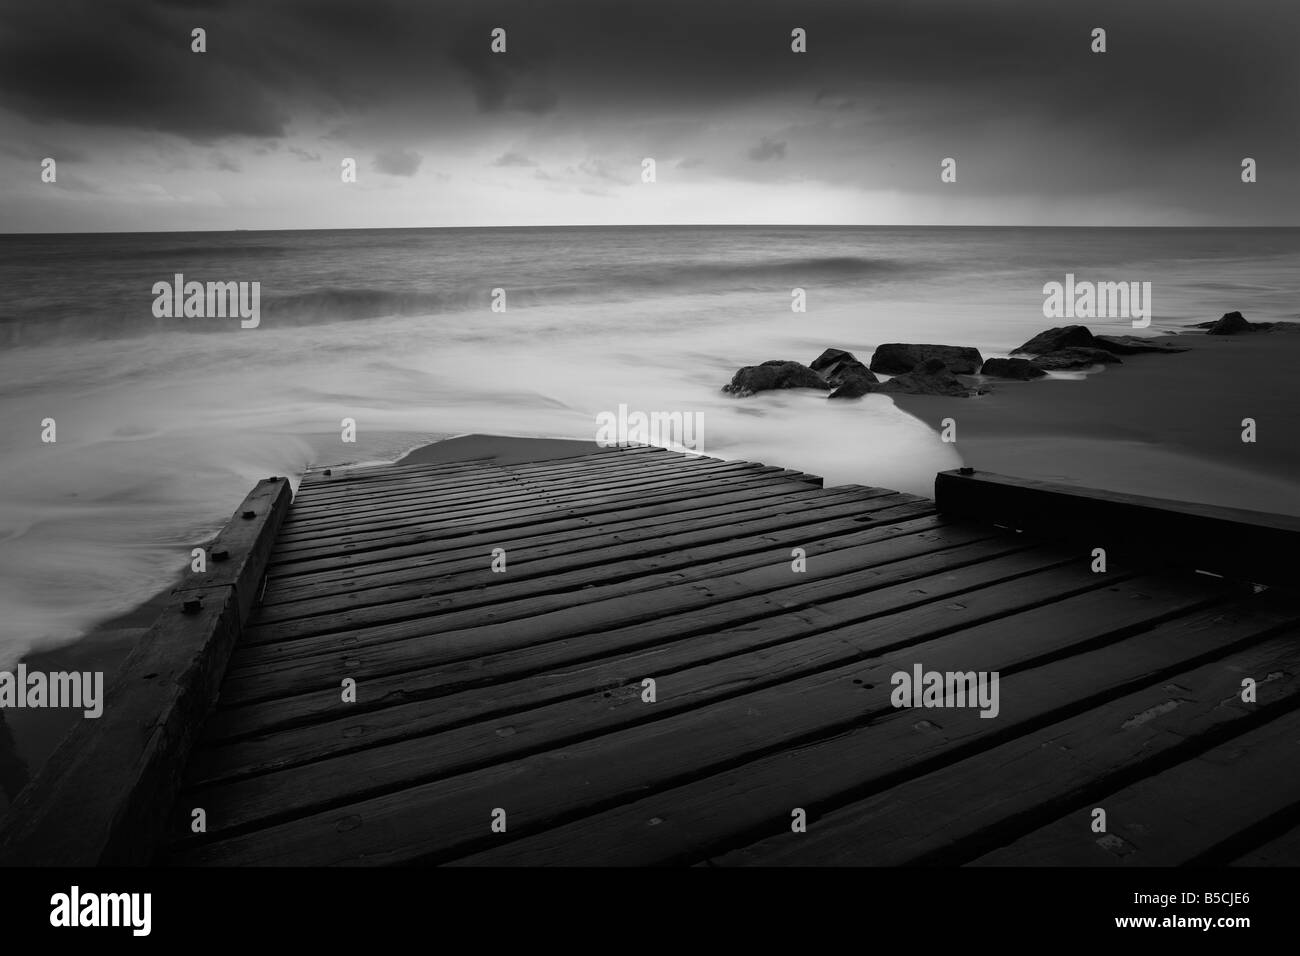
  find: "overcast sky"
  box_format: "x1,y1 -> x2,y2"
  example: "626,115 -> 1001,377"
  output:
1,0 -> 1296,231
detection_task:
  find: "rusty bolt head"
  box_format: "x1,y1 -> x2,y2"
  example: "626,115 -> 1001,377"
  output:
182,597 -> 202,614
324,468 -> 332,476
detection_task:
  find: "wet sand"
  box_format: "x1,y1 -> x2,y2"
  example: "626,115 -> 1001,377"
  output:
888,331 -> 1300,516
397,433 -> 616,466
0,579 -> 174,809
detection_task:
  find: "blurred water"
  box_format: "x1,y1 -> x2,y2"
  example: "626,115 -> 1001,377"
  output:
1,225 -> 1298,664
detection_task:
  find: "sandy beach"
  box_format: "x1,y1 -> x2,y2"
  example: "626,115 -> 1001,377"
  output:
889,329 -> 1300,516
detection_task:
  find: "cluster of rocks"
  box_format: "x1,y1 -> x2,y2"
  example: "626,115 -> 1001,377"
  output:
722,310 -> 1295,403
1193,310 -> 1300,335
722,344 -> 987,399
721,317 -> 1217,399
1001,324 -> 1188,376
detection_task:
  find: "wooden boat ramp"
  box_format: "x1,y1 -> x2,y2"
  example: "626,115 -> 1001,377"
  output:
4,443 -> 1300,866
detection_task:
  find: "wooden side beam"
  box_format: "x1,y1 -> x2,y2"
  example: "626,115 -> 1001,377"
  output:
0,477 -> 291,866
934,468 -> 1300,588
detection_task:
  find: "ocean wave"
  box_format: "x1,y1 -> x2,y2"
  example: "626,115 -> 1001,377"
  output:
673,255 -> 898,282
260,288 -> 472,321
254,256 -> 903,322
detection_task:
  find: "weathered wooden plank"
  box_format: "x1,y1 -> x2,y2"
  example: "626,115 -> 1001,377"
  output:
290,458 -> 597,514
267,468 -> 815,564
178,570 -> 1215,838
233,500 -> 947,677
296,444 -> 654,489
277,459 -> 775,538
936,468 -> 1300,587
290,445 -> 667,504
282,457 -> 764,534
255,496 -> 934,642
286,460 -> 696,527
0,477 -> 290,866
189,556 -> 1133,784
252,500 -> 938,655
219,508 -> 997,699
286,448 -> 716,516
449,591 -> 1289,868
262,476 -> 847,580
293,462 -> 510,502
173,576 -> 1266,865
969,704 -> 1300,866
246,492 -> 925,634
296,455 -> 500,486
711,631 -> 1300,866
205,534 -> 1063,738
288,472 -> 521,521
265,481 -> 874,584
259,486 -> 895,606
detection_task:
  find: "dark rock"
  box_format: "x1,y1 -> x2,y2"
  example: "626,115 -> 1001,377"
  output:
1205,311 -> 1254,335
828,368 -> 878,399
810,348 -> 879,389
1013,325 -> 1096,355
869,343 -> 983,375
980,357 -> 1046,380
1029,347 -> 1123,371
1093,334 -> 1189,354
876,358 -> 976,397
810,348 -> 855,374
722,360 -> 830,397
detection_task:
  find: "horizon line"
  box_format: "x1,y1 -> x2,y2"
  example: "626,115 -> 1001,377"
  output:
4,223 -> 1300,238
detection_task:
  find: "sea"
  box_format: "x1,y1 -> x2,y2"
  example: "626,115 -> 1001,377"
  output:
2,225 -> 1299,667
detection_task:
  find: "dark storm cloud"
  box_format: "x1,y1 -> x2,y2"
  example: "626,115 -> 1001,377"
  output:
1,0 -> 1297,224
3,0 -> 1296,144
0,1 -> 289,139
448,43 -> 558,114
